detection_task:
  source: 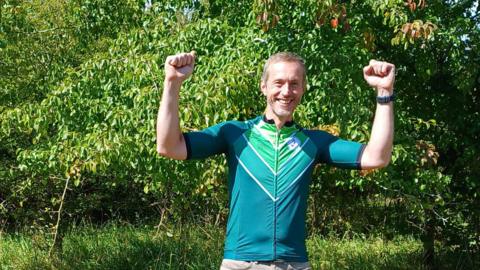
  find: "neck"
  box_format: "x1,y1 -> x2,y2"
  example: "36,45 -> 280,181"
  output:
264,110 -> 293,129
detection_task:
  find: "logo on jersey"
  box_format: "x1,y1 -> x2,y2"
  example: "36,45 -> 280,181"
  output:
287,136 -> 301,150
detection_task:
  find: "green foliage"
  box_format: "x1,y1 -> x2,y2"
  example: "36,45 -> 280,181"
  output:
3,224 -> 476,269
1,0 -> 479,265
0,224 -> 225,269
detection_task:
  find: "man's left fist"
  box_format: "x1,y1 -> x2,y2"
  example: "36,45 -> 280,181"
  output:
363,60 -> 395,94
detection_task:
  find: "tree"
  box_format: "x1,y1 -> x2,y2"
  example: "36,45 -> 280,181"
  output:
0,1 -> 478,267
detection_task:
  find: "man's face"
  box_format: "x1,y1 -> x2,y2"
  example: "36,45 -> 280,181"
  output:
261,61 -> 305,120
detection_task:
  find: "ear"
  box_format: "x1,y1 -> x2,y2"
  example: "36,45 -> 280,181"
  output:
260,81 -> 267,96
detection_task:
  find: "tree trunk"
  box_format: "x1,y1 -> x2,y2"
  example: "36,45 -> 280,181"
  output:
422,208 -> 436,270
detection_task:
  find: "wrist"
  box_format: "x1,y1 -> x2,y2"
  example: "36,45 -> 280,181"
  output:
164,78 -> 183,90
376,87 -> 394,96
376,92 -> 395,104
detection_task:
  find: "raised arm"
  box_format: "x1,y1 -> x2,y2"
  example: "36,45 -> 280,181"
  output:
360,60 -> 395,169
156,51 -> 196,160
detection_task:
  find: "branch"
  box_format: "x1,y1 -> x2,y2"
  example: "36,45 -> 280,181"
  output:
48,176 -> 70,256
406,219 -> 426,233
8,26 -> 75,35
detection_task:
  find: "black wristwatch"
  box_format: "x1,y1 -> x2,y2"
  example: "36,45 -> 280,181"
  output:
376,93 -> 395,104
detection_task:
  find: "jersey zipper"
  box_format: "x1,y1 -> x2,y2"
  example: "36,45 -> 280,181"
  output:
273,129 -> 280,259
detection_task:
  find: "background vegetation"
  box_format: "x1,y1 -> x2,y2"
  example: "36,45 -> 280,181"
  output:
1,0 -> 479,268
0,223 -> 453,270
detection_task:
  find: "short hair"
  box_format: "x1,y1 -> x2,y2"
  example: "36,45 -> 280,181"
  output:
261,52 -> 307,87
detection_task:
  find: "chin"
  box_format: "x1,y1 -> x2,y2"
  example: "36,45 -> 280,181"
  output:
273,108 -> 294,118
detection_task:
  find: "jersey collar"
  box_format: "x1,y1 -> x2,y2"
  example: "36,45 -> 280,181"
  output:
262,115 -> 295,127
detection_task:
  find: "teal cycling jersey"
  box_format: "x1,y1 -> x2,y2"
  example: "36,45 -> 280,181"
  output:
184,116 -> 365,262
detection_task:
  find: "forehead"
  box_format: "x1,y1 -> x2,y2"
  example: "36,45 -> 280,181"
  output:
267,61 -> 304,81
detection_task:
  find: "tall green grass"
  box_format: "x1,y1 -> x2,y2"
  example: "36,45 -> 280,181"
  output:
308,235 -> 422,269
0,224 -> 474,269
1,224 -> 224,270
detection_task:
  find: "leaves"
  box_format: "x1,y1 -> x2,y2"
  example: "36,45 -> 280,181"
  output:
392,20 -> 438,47
0,0 -> 479,254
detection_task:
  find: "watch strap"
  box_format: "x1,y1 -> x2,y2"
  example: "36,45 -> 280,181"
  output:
376,93 -> 395,104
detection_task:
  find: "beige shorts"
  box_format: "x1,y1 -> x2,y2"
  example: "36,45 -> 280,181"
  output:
220,259 -> 312,270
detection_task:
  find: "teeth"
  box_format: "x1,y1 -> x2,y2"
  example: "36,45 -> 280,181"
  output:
278,99 -> 291,104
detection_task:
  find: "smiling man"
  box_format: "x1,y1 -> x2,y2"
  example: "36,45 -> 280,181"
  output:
156,52 -> 395,270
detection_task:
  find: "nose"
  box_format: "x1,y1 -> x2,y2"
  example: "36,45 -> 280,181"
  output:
280,83 -> 293,96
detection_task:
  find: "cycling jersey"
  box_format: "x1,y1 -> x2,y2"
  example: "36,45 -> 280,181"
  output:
184,116 -> 365,262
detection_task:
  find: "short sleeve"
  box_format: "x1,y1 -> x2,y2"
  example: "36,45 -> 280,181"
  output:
183,122 -> 229,160
305,130 -> 366,169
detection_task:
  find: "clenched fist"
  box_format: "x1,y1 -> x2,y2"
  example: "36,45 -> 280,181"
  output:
164,51 -> 196,83
363,60 -> 395,95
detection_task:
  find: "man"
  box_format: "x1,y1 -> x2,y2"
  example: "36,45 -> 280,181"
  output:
157,51 -> 395,270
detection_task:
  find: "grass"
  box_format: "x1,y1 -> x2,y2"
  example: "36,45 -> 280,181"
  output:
1,224 -> 224,270
308,235 -> 422,269
0,224 -> 475,269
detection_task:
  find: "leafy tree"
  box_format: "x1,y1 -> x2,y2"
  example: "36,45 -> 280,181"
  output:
0,0 -> 478,268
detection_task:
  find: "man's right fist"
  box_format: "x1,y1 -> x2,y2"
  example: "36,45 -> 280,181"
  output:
164,51 -> 196,82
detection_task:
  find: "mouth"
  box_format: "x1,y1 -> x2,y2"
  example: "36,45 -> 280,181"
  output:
276,98 -> 293,105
